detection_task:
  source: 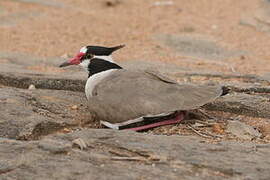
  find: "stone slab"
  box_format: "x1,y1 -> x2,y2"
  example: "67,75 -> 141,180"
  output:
0,129 -> 269,180
205,93 -> 270,118
12,0 -> 65,8
0,86 -> 90,140
154,34 -> 245,60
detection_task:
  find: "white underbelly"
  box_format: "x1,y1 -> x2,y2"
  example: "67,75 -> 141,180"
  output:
85,69 -> 117,100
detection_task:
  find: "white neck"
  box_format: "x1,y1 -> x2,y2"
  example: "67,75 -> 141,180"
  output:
85,69 -> 116,99
79,59 -> 90,71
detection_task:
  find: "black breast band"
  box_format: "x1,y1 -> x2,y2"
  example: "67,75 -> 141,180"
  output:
88,58 -> 122,77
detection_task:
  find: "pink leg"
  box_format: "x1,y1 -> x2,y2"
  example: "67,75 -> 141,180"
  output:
124,112 -> 185,131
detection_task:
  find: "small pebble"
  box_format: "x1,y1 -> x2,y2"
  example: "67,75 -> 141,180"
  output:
62,128 -> 71,133
28,84 -> 36,90
71,105 -> 78,110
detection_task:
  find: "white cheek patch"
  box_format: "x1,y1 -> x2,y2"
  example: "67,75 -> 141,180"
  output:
79,46 -> 88,53
79,59 -> 90,71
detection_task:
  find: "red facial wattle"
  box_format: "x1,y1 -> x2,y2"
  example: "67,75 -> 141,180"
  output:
68,52 -> 85,65
59,52 -> 85,67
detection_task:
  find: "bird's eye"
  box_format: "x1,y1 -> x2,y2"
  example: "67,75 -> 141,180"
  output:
81,54 -> 93,61
86,54 -> 93,59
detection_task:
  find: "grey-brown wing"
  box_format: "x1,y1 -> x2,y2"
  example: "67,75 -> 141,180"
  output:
88,70 -> 222,123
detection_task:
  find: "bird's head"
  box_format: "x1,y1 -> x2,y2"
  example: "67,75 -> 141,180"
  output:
59,44 -> 125,68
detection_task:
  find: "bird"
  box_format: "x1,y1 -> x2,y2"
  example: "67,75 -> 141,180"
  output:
59,45 -> 222,131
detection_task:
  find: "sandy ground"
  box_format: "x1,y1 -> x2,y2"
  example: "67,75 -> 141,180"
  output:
0,0 -> 270,75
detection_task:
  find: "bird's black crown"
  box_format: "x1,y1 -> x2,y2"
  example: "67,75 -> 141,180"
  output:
86,44 -> 125,56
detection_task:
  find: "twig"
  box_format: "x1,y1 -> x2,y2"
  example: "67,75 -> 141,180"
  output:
196,109 -> 214,119
111,156 -> 144,161
187,125 -> 212,138
194,120 -> 216,126
187,124 -> 223,138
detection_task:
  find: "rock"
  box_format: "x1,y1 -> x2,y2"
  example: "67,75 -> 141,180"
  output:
239,0 -> 270,33
0,86 -> 91,140
205,93 -> 270,118
222,82 -> 270,94
0,160 -> 16,174
226,121 -> 261,140
154,34 -> 245,61
0,51 -> 87,91
259,73 -> 270,83
12,0 -> 64,8
38,139 -> 72,154
0,71 -> 85,92
0,129 -> 270,180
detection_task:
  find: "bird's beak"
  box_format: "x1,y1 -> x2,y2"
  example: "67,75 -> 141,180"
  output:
59,61 -> 72,67
59,52 -> 85,68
